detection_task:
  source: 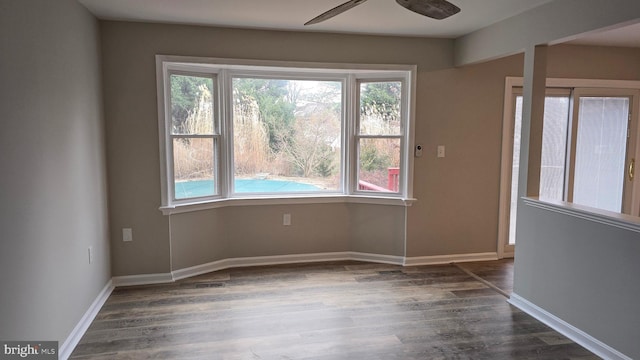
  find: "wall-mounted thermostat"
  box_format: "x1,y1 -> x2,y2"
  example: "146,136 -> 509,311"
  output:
415,145 -> 423,157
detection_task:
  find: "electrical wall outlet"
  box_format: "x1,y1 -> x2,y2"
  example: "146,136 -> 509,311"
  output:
437,145 -> 446,158
283,213 -> 291,226
123,228 -> 133,242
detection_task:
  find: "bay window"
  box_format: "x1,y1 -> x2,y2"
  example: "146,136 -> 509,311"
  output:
157,56 -> 415,210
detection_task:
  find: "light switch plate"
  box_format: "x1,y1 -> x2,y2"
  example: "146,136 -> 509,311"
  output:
123,228 -> 133,242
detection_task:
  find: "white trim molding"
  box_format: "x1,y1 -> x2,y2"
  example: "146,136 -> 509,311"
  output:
172,252 -> 405,281
523,197 -> 640,234
171,259 -> 233,281
60,280 -> 114,360
173,252 -> 352,280
111,252 -> 405,285
509,293 -> 632,360
505,76 -> 640,90
113,252 -> 499,287
160,196 -> 417,215
111,252 -> 502,288
350,251 -> 405,265
112,273 -> 174,287
403,252 -> 498,266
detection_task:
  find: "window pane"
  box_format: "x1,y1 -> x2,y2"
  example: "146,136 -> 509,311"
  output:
509,96 -> 523,245
170,74 -> 214,135
173,138 -> 215,199
573,97 -> 629,212
358,138 -> 401,193
359,81 -> 402,135
540,96 -> 570,201
232,78 -> 342,193
510,94 -> 571,245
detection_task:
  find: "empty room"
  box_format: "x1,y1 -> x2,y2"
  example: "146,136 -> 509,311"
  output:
1,0 -> 640,359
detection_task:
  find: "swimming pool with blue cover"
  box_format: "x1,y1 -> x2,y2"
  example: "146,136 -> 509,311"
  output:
175,179 -> 320,199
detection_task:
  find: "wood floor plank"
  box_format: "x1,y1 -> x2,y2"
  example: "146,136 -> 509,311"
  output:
456,259 -> 515,295
70,261 -> 597,359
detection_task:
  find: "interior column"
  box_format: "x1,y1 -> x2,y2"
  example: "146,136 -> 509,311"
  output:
518,45 -> 547,199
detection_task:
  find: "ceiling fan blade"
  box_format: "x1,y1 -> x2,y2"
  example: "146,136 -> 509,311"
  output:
305,0 -> 369,26
395,0 -> 460,20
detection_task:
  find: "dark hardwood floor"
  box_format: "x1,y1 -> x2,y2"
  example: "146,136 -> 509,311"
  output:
455,259 -> 514,296
71,260 -> 597,359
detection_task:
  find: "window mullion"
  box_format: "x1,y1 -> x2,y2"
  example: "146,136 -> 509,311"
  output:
172,134 -> 215,139
219,69 -> 232,198
345,74 -> 357,195
356,135 -> 403,140
354,79 -> 405,196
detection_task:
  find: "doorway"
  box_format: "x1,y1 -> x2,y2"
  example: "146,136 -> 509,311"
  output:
498,78 -> 640,258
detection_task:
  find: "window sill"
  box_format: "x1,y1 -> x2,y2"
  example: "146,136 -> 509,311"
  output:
160,195 -> 417,215
523,197 -> 640,234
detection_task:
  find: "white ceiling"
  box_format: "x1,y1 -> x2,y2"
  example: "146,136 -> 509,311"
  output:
78,0 -> 556,38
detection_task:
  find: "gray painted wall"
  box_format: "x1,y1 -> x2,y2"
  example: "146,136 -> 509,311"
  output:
512,44 -> 640,359
515,203 -> 640,358
100,21 -> 453,276
169,202 -> 406,271
101,20 -> 640,277
407,54 -> 524,256
547,44 -> 640,80
349,204 -> 406,256
0,0 -> 110,345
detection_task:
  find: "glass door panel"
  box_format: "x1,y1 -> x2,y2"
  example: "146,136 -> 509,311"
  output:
507,93 -> 571,245
571,96 -> 631,213
508,96 -> 523,245
539,96 -> 571,201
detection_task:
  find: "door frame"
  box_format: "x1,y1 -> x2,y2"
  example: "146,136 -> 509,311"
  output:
498,77 -> 519,259
498,77 -> 640,259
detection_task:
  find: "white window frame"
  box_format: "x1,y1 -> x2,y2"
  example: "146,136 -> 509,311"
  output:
156,56 -> 417,214
354,77 -> 408,196
166,70 -> 221,205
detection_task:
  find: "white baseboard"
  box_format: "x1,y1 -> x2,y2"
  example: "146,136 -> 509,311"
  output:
172,252 -> 351,280
125,252 -> 499,285
499,251 -> 515,259
509,293 -> 632,360
59,280 -> 114,360
349,251 -> 404,265
171,252 -> 404,281
222,252 -> 354,269
171,258 -> 233,281
403,252 -> 498,266
112,272 -> 174,287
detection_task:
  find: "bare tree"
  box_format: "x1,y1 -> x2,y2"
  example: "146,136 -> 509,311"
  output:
279,110 -> 340,177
